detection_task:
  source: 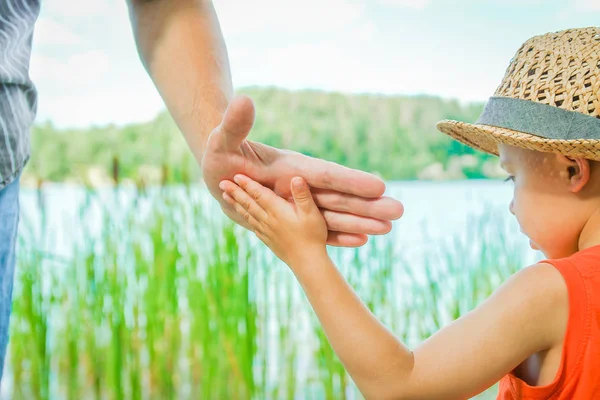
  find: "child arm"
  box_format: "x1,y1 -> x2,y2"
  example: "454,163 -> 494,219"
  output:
292,257 -> 567,400
220,175 -> 568,399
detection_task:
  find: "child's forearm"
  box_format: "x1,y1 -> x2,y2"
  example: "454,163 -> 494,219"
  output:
289,250 -> 414,399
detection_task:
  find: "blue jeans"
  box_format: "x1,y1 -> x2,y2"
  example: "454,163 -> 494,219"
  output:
0,176 -> 19,381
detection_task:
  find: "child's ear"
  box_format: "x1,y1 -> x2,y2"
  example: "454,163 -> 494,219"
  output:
555,154 -> 591,193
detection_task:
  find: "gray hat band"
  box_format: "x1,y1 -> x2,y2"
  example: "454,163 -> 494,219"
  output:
476,96 -> 600,140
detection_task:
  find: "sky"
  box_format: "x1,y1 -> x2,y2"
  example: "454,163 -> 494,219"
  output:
31,0 -> 600,129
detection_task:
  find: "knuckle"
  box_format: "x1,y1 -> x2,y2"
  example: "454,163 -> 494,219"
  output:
235,203 -> 244,215
264,215 -> 274,230
321,209 -> 336,229
336,194 -> 353,212
322,164 -> 333,186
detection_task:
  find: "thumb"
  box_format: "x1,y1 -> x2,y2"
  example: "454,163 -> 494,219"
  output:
291,177 -> 317,215
219,95 -> 256,150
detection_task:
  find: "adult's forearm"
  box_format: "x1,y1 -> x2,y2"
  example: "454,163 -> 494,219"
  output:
127,0 -> 233,162
290,252 -> 414,399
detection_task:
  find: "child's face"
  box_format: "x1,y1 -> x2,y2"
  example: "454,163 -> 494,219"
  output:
498,144 -> 600,259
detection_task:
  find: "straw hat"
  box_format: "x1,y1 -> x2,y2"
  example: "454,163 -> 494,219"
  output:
436,27 -> 600,161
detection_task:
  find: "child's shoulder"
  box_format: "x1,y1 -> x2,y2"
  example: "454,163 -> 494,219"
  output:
537,244 -> 600,332
542,244 -> 600,280
510,262 -> 568,318
498,246 -> 600,395
487,262 -> 568,349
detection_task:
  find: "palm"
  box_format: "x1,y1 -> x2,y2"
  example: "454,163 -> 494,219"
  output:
202,136 -> 270,225
202,96 -> 405,247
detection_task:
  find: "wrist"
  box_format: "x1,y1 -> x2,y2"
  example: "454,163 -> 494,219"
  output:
286,245 -> 329,270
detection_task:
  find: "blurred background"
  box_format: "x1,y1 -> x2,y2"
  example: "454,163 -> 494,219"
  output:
2,0 -> 598,399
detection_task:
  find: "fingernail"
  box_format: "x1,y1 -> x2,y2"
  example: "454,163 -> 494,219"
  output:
293,177 -> 304,188
219,182 -> 226,190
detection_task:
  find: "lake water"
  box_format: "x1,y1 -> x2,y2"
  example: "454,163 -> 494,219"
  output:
16,179 -> 544,266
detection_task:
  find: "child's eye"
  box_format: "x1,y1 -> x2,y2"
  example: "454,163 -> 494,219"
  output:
504,176 -> 515,183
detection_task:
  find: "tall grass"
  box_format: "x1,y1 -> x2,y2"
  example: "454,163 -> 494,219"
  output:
3,176 -> 526,399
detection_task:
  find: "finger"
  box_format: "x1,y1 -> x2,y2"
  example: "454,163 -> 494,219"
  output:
232,174 -> 287,211
255,229 -> 269,245
290,177 -> 318,216
326,232 -> 369,247
225,187 -> 369,247
220,180 -> 268,222
230,196 -> 262,232
222,191 -> 235,205
219,95 -> 256,151
321,209 -> 393,235
311,189 -> 405,221
298,156 -> 386,198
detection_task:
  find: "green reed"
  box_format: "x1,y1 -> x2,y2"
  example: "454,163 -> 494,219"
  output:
5,178 -> 526,399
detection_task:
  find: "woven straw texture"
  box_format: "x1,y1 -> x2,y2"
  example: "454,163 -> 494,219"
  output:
437,27 -> 600,161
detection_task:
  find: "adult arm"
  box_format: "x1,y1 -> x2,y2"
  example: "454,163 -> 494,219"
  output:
126,0 -> 405,247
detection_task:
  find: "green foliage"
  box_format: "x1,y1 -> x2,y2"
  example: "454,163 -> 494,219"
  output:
7,185 -> 524,399
27,88 -> 497,184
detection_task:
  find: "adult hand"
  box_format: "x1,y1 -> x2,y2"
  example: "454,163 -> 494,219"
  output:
201,95 -> 404,247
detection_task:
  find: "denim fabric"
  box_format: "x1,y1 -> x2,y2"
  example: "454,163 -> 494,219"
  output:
0,174 -> 19,381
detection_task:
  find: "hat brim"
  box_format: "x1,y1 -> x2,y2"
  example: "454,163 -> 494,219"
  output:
436,120 -> 600,161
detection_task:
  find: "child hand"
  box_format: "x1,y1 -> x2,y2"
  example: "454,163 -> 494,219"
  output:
219,174 -> 328,266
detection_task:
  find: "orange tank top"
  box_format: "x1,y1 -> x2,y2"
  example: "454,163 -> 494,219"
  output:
496,244 -> 600,399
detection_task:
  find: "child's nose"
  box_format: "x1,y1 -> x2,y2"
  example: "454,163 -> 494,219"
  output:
509,199 -> 515,215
